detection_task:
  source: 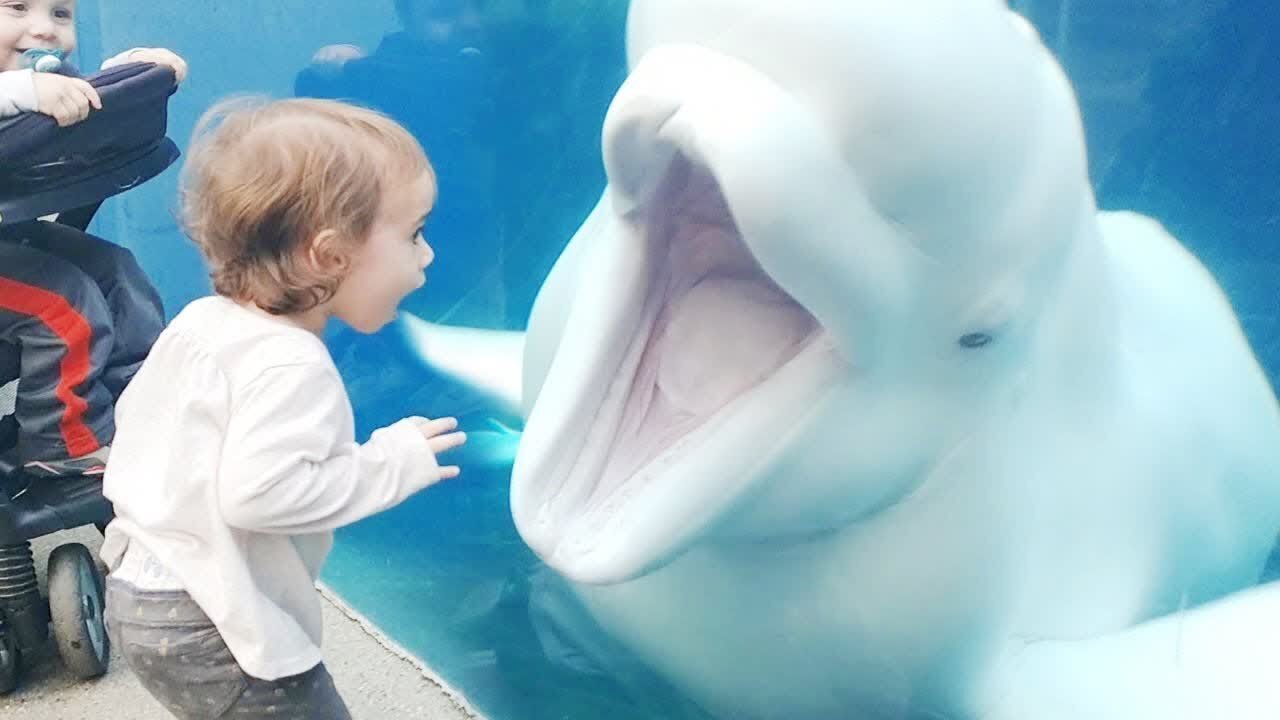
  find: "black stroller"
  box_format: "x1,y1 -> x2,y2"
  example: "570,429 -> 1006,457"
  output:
0,60 -> 179,693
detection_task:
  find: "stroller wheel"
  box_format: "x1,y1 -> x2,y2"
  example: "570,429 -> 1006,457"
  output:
48,543 -> 109,680
0,619 -> 19,694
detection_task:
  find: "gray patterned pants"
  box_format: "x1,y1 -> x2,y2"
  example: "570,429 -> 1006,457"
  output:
105,580 -> 352,720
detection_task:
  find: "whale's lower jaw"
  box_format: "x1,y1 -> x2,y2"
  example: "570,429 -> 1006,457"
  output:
512,157 -> 847,585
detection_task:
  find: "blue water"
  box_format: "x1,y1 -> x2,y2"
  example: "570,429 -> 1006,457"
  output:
71,1 -> 1280,717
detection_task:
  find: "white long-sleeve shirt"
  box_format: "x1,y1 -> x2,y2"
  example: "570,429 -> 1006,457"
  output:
0,69 -> 38,118
101,295 -> 445,680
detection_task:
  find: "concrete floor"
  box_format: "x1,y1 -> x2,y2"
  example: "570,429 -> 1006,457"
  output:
0,527 -> 478,720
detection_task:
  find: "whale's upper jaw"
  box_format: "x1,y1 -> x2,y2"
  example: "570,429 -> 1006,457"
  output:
511,155 -> 849,585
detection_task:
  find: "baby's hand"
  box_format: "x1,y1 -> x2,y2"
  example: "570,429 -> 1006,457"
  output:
33,73 -> 101,127
101,47 -> 189,84
415,416 -> 467,479
127,48 -> 188,83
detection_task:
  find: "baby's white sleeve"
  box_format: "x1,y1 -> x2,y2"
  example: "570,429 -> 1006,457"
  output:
0,69 -> 38,118
216,362 -> 443,534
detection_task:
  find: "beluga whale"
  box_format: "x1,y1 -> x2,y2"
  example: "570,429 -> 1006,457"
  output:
401,0 -> 1280,717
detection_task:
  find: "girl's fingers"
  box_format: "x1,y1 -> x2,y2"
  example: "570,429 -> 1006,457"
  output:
417,416 -> 459,437
428,431 -> 467,455
438,466 -> 461,480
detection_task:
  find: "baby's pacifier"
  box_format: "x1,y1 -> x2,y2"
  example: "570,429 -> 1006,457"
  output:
20,48 -> 66,73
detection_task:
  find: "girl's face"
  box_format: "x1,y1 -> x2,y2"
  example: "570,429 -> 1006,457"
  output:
328,170 -> 438,334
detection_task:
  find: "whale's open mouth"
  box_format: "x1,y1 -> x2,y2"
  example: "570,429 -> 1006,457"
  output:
595,159 -> 823,494
513,153 -> 846,584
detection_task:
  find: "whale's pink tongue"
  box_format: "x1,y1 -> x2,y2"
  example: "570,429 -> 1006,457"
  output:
595,216 -> 817,491
658,273 -> 815,414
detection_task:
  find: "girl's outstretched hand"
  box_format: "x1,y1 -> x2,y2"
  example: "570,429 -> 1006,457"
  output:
415,416 -> 467,479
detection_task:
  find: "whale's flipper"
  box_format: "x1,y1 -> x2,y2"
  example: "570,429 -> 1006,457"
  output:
394,312 -> 526,420
985,580 -> 1280,720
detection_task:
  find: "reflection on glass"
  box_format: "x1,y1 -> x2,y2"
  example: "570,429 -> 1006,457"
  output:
295,0 -> 625,331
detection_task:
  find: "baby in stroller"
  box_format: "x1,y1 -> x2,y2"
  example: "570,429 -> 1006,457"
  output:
1,1 -> 186,477
0,0 -> 186,694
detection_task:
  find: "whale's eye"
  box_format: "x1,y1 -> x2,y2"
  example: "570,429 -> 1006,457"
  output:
958,332 -> 994,349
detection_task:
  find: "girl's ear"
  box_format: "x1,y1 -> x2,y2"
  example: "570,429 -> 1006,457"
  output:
305,229 -> 353,276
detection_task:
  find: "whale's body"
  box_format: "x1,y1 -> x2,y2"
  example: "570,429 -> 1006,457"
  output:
404,2 -> 1280,716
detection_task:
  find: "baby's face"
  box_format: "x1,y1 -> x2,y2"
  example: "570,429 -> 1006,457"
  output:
0,0 -> 77,72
